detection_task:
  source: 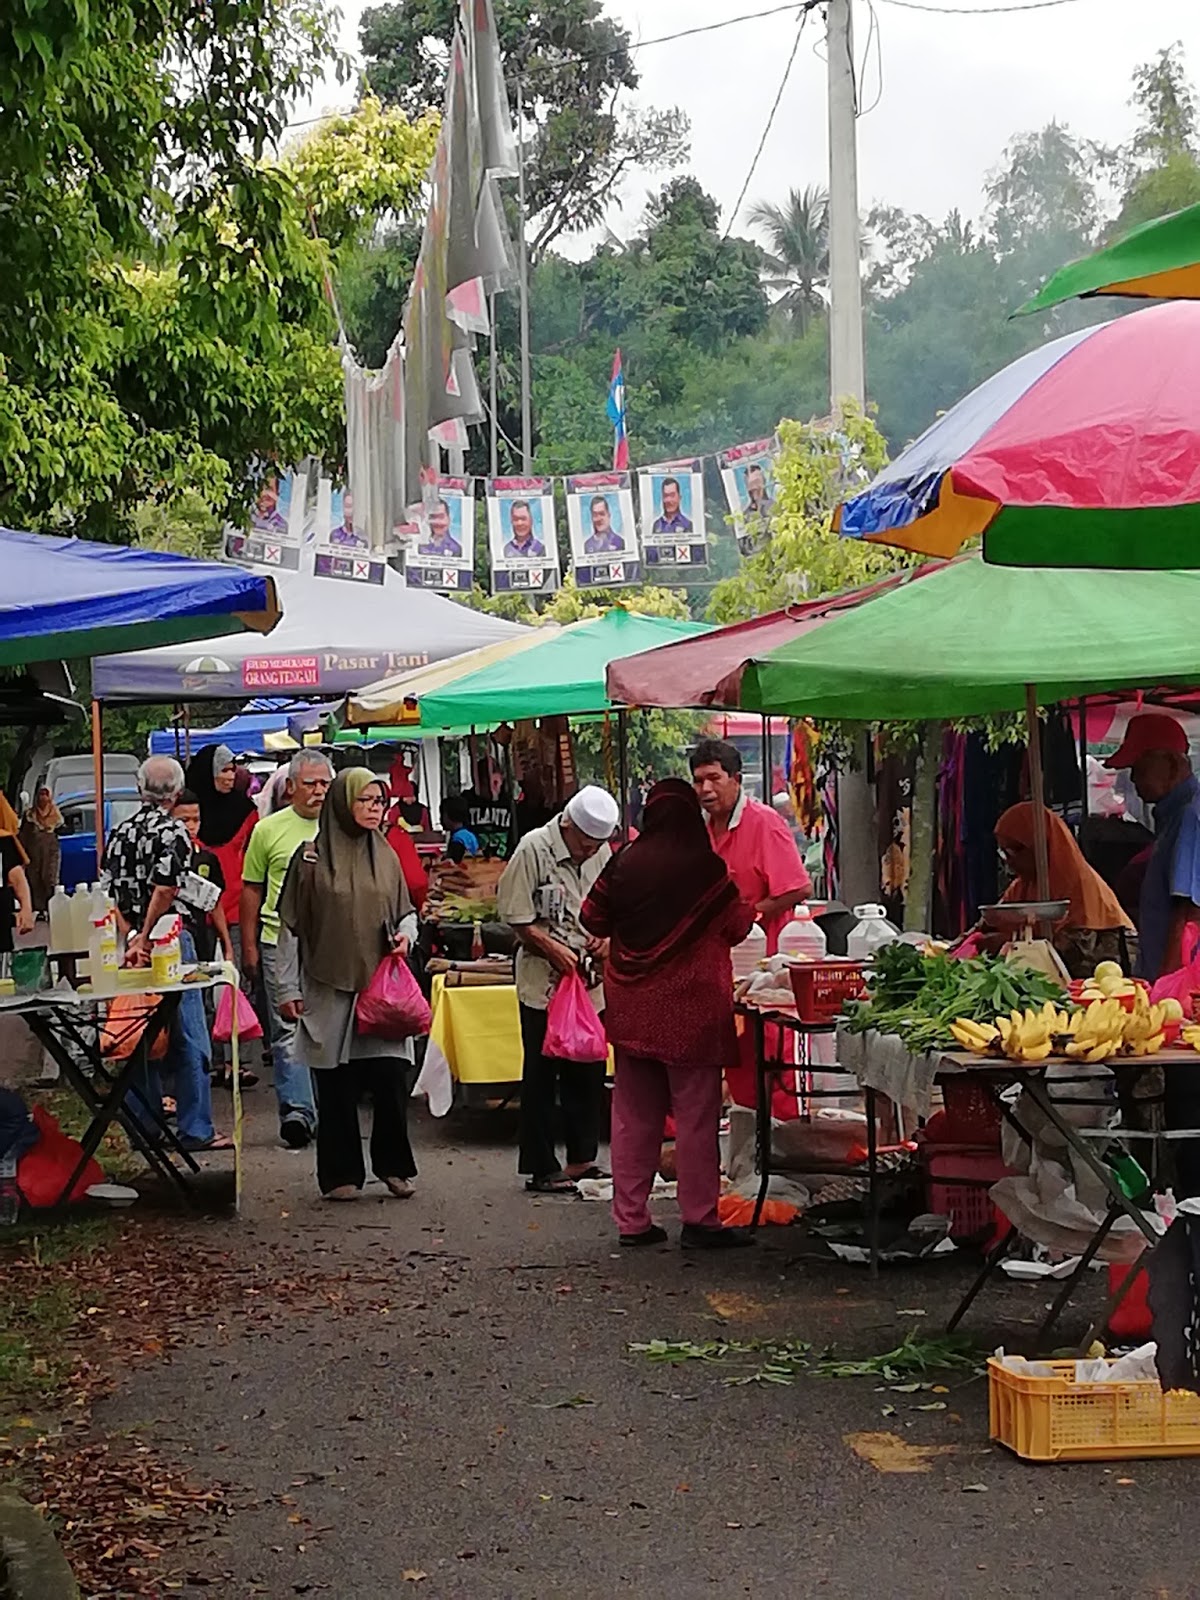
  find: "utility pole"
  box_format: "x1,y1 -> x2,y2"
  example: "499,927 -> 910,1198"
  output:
826,0 -> 865,413
516,75 -> 533,472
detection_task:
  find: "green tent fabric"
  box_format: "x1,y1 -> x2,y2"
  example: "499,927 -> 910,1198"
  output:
418,608 -> 710,728
735,556 -> 1200,720
1020,202 -> 1200,315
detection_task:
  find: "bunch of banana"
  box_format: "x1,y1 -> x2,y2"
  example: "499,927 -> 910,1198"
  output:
995,1002 -> 1060,1063
1122,990 -> 1173,1056
1064,996 -> 1127,1062
949,1017 -> 999,1055
1183,1023 -> 1200,1052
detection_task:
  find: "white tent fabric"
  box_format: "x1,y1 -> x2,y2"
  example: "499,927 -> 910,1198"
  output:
92,564 -> 529,701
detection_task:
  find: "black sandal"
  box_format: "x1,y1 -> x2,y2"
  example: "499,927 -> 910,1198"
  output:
525,1175 -> 578,1194
212,1065 -> 259,1089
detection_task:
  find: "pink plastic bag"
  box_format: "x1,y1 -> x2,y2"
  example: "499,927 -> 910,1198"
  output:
1149,922 -> 1200,1017
543,969 -> 607,1062
213,985 -> 264,1044
355,952 -> 433,1040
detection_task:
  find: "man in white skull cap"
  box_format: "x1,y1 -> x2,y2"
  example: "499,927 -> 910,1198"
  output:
498,784 -> 619,1193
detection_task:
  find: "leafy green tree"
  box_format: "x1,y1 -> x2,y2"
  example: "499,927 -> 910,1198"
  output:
747,185 -> 829,334
360,0 -> 689,263
1115,43 -> 1200,232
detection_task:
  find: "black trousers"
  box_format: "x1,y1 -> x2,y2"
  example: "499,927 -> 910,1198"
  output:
313,1058 -> 417,1195
517,1003 -> 605,1180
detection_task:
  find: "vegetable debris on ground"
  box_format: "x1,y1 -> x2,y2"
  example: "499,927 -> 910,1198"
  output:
841,944 -> 1065,1054
630,1330 -> 982,1387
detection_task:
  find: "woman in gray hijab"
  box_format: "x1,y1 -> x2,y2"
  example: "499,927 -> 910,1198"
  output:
276,768 -> 420,1201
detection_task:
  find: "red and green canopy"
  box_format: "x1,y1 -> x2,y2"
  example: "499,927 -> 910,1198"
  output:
836,300 -> 1200,568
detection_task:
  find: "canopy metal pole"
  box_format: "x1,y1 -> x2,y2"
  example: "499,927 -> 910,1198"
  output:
183,705 -> 192,764
91,699 -> 105,860
618,709 -> 630,840
1077,696 -> 1089,827
761,715 -> 771,803
1024,684 -> 1051,902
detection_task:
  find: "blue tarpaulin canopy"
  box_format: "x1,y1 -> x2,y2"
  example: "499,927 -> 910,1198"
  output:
147,706 -> 313,757
1,528 -> 280,667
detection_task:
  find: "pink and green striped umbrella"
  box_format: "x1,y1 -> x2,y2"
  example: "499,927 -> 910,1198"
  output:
837,300 -> 1200,568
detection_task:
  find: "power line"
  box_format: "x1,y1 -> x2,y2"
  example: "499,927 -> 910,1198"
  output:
877,0 -> 1087,13
724,12 -> 810,238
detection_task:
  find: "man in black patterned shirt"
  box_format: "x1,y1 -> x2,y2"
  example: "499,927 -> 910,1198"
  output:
102,757 -> 228,1150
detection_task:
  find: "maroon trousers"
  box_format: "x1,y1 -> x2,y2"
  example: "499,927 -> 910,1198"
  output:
610,1049 -> 722,1234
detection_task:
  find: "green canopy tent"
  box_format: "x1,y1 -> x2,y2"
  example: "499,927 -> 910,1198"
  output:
1020,202 -> 1200,316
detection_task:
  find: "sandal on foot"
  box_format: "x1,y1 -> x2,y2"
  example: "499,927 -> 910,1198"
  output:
568,1165 -> 609,1181
620,1224 -> 668,1247
180,1132 -> 234,1152
382,1177 -> 415,1199
525,1174 -> 578,1195
323,1186 -> 360,1202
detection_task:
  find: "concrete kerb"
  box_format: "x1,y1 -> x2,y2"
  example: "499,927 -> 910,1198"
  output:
0,1488 -> 78,1600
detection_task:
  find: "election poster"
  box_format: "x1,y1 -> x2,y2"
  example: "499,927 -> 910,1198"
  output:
314,483 -> 388,585
225,467 -> 305,571
405,473 -> 475,593
565,471 -> 639,589
638,458 -> 707,570
718,438 -> 778,556
486,477 -> 560,595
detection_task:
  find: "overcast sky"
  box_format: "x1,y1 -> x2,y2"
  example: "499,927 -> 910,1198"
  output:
297,0 -> 1200,245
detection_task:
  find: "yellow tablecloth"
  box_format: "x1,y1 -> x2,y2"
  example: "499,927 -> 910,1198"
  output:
429,973 -> 524,1086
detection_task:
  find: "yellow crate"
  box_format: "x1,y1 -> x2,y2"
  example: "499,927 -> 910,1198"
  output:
988,1357 -> 1200,1462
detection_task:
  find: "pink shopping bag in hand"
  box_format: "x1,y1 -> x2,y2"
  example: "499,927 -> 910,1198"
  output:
355,952 -> 433,1040
543,969 -> 607,1062
213,985 -> 264,1043
1149,922 -> 1200,1017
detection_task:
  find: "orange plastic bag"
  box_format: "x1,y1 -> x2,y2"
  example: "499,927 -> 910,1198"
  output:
17,1106 -> 104,1208
100,994 -> 168,1062
717,1193 -> 799,1228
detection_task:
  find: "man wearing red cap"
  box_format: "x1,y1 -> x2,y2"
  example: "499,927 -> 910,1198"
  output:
1105,711 -> 1200,982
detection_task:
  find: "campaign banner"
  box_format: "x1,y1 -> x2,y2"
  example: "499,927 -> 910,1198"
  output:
225,468 -> 305,570
486,476 -> 560,594
313,484 -> 387,584
405,474 -> 475,593
565,471 -> 639,589
718,438 -> 778,556
638,458 -> 707,570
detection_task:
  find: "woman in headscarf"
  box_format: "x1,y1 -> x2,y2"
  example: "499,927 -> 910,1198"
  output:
275,769 -> 421,1201
993,802 -> 1136,977
581,779 -> 756,1250
18,787 -> 62,914
185,744 -> 257,934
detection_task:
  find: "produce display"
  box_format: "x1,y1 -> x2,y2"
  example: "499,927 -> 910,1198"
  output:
840,943 -> 1066,1055
952,991 -> 1183,1064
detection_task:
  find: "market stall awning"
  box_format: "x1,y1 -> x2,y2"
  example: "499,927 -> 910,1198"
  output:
0,528 -> 280,668
92,564 -> 529,701
418,608 -> 710,729
715,555 -> 1200,721
605,569 -> 922,709
835,301 -> 1200,569
345,627 -> 561,727
1021,202 -> 1200,315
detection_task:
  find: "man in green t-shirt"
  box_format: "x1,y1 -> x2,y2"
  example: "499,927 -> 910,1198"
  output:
241,751 -> 333,1147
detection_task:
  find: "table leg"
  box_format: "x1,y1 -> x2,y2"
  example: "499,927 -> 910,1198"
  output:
866,1086 -> 879,1277
1076,1244 -> 1156,1356
945,1225 -> 1017,1333
1032,1203 -> 1121,1351
1023,1075 -> 1160,1247
751,1011 -> 771,1232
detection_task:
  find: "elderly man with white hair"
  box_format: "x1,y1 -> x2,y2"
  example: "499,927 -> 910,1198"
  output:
101,754 -> 229,1150
498,784 -> 619,1194
240,749 -> 333,1148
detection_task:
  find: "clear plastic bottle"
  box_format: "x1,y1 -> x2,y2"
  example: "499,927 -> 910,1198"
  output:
776,906 -> 828,961
72,884 -> 96,951
846,904 -> 900,961
731,922 -> 768,982
47,885 -> 73,953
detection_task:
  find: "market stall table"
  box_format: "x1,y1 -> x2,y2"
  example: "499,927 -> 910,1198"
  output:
427,973 -> 525,1106
1,969 -> 234,1209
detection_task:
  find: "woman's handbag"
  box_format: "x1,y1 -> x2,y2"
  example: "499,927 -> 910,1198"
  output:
355,952 -> 433,1040
543,969 -> 607,1063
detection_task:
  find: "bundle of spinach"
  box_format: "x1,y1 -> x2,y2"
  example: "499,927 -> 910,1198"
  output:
841,943 -> 1064,1054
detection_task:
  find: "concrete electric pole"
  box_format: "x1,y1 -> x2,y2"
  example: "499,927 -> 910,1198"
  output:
826,0 -> 866,414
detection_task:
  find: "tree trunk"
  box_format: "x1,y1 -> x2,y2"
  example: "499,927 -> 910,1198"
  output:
904,721 -> 942,934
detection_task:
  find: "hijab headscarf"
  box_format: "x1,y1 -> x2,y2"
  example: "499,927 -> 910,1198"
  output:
585,778 -> 739,978
24,787 -> 63,832
184,744 -> 256,847
278,768 -> 411,993
995,802 -> 1133,931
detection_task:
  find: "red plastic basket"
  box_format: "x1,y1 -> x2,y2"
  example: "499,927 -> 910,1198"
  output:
919,1140 -> 1012,1241
787,960 -> 868,1022
940,1076 -> 1002,1143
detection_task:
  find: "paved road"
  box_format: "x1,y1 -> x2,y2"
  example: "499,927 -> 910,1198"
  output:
97,1098 -> 1199,1600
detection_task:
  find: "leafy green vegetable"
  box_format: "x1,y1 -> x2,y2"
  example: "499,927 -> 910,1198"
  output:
628,1332 -> 981,1388
842,950 -> 1065,1053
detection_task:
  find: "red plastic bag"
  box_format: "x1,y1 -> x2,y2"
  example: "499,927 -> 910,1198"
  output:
17,1105 -> 104,1209
355,952 -> 432,1040
543,969 -> 607,1062
1149,922 -> 1200,1017
213,985 -> 265,1044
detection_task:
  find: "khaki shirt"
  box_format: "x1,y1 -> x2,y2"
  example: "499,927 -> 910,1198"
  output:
497,815 -> 611,1010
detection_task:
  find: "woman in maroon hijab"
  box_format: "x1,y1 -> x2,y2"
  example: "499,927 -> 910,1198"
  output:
582,779 -> 755,1249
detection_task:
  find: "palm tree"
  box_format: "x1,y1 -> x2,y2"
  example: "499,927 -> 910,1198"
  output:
746,185 -> 830,335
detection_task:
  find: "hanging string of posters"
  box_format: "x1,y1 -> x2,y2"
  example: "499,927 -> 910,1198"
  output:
406,473 -> 475,593
225,468 -> 306,571
718,438 -> 779,556
486,476 -> 561,595
566,471 -> 640,590
639,457 -> 707,571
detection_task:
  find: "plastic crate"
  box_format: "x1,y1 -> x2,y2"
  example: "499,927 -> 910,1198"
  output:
988,1357 -> 1200,1461
787,960 -> 868,1022
919,1140 -> 1011,1240
940,1076 -> 1002,1143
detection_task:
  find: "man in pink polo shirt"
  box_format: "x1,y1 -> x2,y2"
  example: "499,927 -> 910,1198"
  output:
690,739 -> 812,1114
